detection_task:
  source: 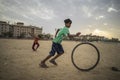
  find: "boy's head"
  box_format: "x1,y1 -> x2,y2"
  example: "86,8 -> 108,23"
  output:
64,18 -> 72,28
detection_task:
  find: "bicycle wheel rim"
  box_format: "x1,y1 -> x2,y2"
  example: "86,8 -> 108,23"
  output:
71,42 -> 100,71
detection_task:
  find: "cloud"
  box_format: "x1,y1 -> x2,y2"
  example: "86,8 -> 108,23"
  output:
0,0 -> 120,39
103,23 -> 108,26
107,7 -> 118,12
88,25 -> 92,28
92,29 -> 112,38
82,5 -> 93,18
95,16 -> 105,20
30,7 -> 56,20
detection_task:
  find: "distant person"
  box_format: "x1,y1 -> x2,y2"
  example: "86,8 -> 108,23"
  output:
40,18 -> 81,68
29,33 -> 40,51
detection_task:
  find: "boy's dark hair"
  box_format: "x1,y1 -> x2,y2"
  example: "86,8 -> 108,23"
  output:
64,18 -> 72,24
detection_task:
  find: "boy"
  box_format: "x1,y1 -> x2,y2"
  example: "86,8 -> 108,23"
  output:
29,33 -> 40,51
40,19 -> 80,68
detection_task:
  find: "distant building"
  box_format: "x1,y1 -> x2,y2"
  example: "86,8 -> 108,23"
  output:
74,34 -> 107,42
74,34 -> 120,42
0,21 -> 9,36
0,21 -> 42,38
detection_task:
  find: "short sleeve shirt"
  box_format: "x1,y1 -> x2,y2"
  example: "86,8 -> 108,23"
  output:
53,26 -> 69,44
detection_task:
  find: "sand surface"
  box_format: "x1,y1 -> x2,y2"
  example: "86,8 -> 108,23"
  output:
0,39 -> 120,80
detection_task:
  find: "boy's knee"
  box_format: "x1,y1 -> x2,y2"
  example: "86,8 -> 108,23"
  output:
49,52 -> 55,56
59,52 -> 64,55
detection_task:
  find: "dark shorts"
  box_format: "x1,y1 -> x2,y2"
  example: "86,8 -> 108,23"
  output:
49,42 -> 64,56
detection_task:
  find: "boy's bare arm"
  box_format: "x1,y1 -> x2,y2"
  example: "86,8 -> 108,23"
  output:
68,32 -> 81,38
55,29 -> 60,38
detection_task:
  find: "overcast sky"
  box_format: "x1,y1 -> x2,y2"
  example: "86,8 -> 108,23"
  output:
0,0 -> 120,39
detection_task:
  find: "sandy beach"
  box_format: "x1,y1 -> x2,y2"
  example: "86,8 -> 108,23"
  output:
0,39 -> 120,80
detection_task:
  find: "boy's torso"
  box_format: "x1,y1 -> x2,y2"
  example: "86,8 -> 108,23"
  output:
53,26 -> 69,44
34,37 -> 39,43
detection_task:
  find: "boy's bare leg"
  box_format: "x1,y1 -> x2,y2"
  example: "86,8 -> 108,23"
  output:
40,55 -> 52,68
41,55 -> 52,63
50,53 -> 64,65
35,43 -> 39,50
51,53 -> 63,61
32,43 -> 36,51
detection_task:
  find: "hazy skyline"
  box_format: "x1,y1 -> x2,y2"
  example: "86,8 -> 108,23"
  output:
0,0 -> 120,39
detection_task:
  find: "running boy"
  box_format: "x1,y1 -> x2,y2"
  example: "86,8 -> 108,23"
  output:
40,19 -> 81,68
29,33 -> 40,51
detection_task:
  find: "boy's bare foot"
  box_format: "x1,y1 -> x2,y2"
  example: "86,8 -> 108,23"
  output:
49,60 -> 58,66
39,62 -> 48,68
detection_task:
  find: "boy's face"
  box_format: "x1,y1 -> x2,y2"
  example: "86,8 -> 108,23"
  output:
65,22 -> 71,28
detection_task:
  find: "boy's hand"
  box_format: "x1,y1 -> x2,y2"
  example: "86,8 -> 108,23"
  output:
76,32 -> 81,36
